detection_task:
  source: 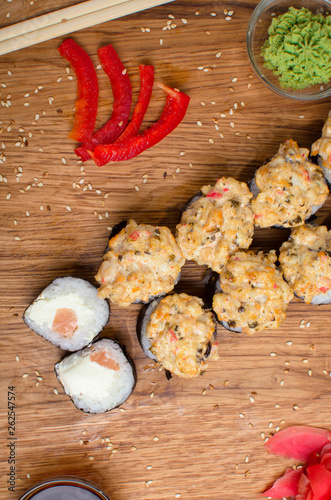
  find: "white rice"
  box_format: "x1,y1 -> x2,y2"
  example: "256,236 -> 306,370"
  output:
55,338 -> 135,413
23,277 -> 110,351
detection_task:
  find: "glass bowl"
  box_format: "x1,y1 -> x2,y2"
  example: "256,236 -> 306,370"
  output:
18,476 -> 111,500
247,0 -> 331,100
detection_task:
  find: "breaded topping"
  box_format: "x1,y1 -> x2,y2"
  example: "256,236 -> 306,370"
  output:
176,177 -> 254,273
212,250 -> 293,334
311,110 -> 331,172
252,139 -> 328,228
95,220 -> 185,306
279,224 -> 331,303
146,293 -> 218,378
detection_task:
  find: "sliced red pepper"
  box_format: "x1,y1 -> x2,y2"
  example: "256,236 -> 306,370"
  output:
75,43 -> 132,161
262,468 -> 302,498
115,64 -> 154,143
90,83 -> 190,166
206,190 -> 223,199
265,426 -> 331,462
307,464 -> 331,500
58,39 -> 98,143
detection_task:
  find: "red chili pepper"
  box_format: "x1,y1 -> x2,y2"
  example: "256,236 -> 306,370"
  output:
207,190 -> 223,199
58,39 -> 98,143
89,83 -> 190,166
169,329 -> 177,342
75,44 -> 132,161
115,64 -> 154,143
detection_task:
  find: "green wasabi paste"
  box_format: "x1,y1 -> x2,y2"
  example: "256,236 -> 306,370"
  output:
261,6 -> 331,89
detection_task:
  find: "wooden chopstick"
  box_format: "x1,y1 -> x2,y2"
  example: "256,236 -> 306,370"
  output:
0,0 -> 174,56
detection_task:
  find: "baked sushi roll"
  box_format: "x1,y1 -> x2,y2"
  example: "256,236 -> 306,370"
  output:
95,219 -> 185,307
176,177 -> 254,273
212,250 -> 293,334
279,224 -> 331,305
311,110 -> 331,184
137,293 -> 218,378
251,139 -> 328,228
23,277 -> 110,351
55,338 -> 136,413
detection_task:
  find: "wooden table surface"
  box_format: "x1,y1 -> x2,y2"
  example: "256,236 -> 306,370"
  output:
2,1 -> 331,499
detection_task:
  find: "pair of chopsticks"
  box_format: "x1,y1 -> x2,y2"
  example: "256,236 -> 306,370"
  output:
0,0 -> 174,56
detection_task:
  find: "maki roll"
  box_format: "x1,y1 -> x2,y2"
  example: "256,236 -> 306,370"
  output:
212,250 -> 293,334
23,277 -> 110,351
279,224 -> 331,305
311,110 -> 331,184
55,338 -> 136,413
176,177 -> 254,273
95,219 -> 185,307
137,293 -> 218,378
251,139 -> 328,228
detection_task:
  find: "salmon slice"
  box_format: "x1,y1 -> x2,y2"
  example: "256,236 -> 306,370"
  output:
52,308 -> 78,337
90,349 -> 120,370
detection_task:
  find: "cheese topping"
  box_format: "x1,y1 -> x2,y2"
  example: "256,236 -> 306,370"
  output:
279,224 -> 331,303
252,139 -> 328,228
311,110 -> 331,174
212,250 -> 294,334
176,177 -> 254,273
96,220 -> 185,306
146,293 -> 218,378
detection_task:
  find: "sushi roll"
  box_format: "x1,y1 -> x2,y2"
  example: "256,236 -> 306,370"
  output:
95,219 -> 185,307
311,110 -> 331,184
23,277 -> 110,351
137,293 -> 218,378
251,139 -> 328,228
212,250 -> 293,334
176,177 -> 254,273
55,338 -> 136,413
279,224 -> 331,305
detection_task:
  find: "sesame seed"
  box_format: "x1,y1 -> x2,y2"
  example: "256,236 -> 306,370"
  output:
6,193 -> 11,199
181,18 -> 187,24
24,102 -> 30,107
57,77 -> 62,83
249,396 -> 255,403
134,185 -> 139,191
66,206 -> 71,211
160,38 -> 163,45
122,69 -> 127,75
145,481 -> 153,487
88,456 -> 94,461
229,121 -> 235,128
239,413 -> 245,418
306,322 -> 310,328
302,358 -> 309,363
308,369 -> 312,376
153,436 -> 159,441
130,446 -> 136,451
23,373 -> 28,378
175,494 -> 181,498
208,138 -> 214,144
286,340 -> 292,345
61,157 -> 67,164
147,465 -> 152,470
197,120 -> 202,126
270,352 -> 276,357
53,388 -> 58,395
27,473 -> 30,479
14,236 -> 21,241
225,16 -> 232,20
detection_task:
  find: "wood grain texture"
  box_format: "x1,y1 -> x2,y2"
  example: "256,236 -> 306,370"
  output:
1,1 -> 331,499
